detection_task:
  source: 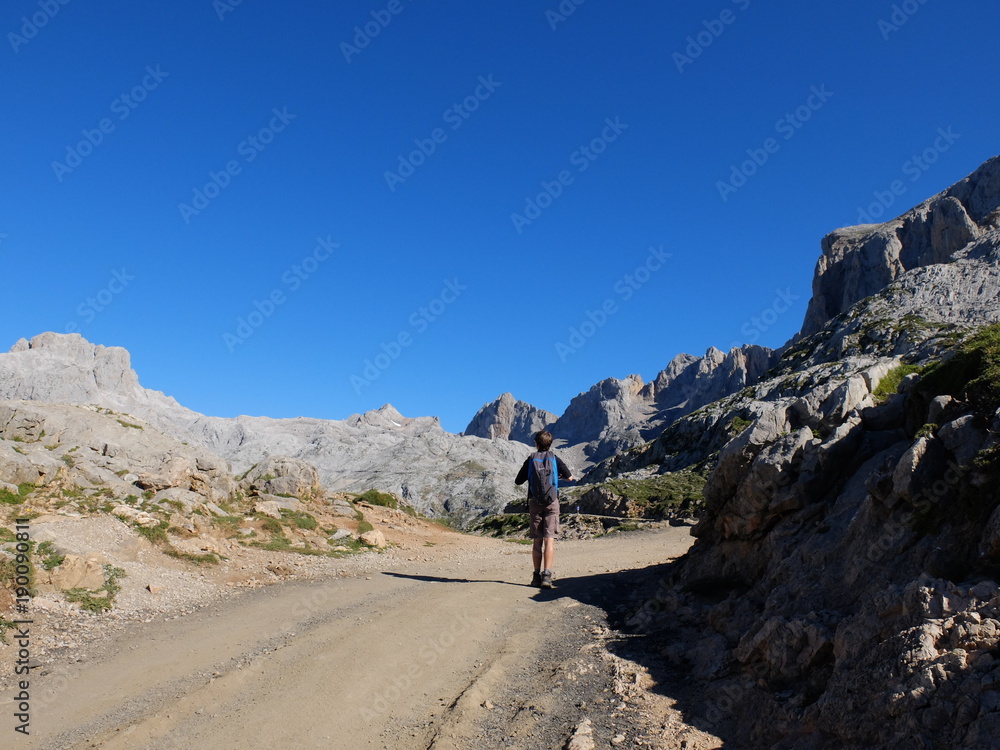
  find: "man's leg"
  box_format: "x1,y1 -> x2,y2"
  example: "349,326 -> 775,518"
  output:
543,537 -> 555,572
532,538 -> 543,572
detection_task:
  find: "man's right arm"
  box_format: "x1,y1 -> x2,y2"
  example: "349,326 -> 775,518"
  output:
514,457 -> 530,485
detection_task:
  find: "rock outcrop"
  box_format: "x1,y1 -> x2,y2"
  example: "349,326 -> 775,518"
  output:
802,155 -> 1000,337
463,392 -> 557,444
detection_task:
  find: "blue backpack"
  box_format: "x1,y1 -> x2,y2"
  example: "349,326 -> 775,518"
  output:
528,452 -> 559,505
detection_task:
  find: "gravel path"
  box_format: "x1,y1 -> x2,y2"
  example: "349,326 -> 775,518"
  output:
3,523 -> 721,749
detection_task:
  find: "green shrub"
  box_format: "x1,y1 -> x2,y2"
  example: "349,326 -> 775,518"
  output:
728,417 -> 753,434
285,511 -> 318,530
37,541 -> 65,570
873,363 -> 924,401
357,518 -> 375,535
356,489 -> 398,509
0,488 -> 24,506
136,520 -> 169,545
473,514 -> 529,537
919,323 -> 1000,413
164,550 -> 220,565
65,564 -> 126,614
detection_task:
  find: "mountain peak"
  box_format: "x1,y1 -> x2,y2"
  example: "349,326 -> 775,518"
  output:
802,154 -> 1000,337
463,394 -> 556,444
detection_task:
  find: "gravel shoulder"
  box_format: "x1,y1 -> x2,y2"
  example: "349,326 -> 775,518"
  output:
3,517 -> 721,749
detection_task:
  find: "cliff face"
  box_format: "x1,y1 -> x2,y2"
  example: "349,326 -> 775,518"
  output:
802,155 -> 1000,337
463,392 -> 557,445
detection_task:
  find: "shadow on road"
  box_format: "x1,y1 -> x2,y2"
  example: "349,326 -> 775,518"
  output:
381,571 -> 528,587
384,555 -> 735,745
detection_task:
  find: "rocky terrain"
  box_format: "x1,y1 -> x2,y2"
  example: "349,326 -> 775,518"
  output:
0,334 -> 527,523
569,154 -> 1000,748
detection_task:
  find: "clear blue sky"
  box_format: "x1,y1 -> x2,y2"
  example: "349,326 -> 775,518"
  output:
3,0 -> 997,432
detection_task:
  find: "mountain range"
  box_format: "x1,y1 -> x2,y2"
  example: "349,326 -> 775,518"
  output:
4,151 -> 1000,746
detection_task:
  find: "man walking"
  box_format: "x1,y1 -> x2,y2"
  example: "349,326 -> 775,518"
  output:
515,430 -> 575,589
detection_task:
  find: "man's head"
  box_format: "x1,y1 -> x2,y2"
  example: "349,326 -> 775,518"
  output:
534,430 -> 553,451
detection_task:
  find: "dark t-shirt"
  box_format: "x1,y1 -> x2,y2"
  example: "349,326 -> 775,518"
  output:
514,450 -> 573,502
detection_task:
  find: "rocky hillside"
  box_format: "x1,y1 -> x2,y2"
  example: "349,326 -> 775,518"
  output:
0,333 -> 526,522
585,156 -> 1000,747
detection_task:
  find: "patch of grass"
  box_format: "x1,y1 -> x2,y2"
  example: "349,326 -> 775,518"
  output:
10,436 -> 24,443
116,419 -> 144,430
582,470 -> 709,519
0,617 -> 17,645
211,516 -> 243,536
473,514 -> 530,538
356,489 -> 399,509
250,533 -> 327,556
327,537 -> 372,557
283,511 -> 318,530
65,564 -> 126,614
357,518 -> 375,535
728,416 -> 753,435
0,547 -> 35,597
257,516 -> 283,534
136,520 -> 170,546
61,454 -> 76,468
873,363 -> 924,402
919,323 -> 1000,413
0,488 -> 24,506
164,549 -> 220,565
0,527 -> 16,543
37,541 -> 65,570
915,423 -> 937,439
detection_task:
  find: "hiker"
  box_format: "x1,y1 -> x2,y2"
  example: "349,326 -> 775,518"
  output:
514,430 -> 575,589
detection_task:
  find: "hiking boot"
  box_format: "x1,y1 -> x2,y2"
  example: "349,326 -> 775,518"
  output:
530,571 -> 542,588
540,570 -> 554,589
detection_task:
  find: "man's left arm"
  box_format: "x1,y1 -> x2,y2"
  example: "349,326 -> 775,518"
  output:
555,456 -> 575,483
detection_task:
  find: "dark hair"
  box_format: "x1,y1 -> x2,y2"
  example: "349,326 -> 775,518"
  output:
534,430 -> 553,451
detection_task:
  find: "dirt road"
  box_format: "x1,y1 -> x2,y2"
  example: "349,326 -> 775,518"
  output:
18,527 -> 699,750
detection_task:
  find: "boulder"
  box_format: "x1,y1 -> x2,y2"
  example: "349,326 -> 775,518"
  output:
360,529 -> 387,548
241,455 -> 321,499
42,554 -> 107,591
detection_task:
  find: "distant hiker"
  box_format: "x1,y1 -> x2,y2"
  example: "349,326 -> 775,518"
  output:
515,430 -> 574,589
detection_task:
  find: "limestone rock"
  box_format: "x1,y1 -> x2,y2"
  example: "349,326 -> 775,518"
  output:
938,415 -> 986,466
802,155 -> 1000,336
241,455 -> 320,499
324,496 -> 356,517
360,529 -> 387,548
253,501 -> 283,520
463,392 -> 556,444
566,718 -> 595,750
42,554 -> 107,591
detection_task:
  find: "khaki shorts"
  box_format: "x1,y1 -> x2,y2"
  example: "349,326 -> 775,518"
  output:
529,500 -> 560,539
